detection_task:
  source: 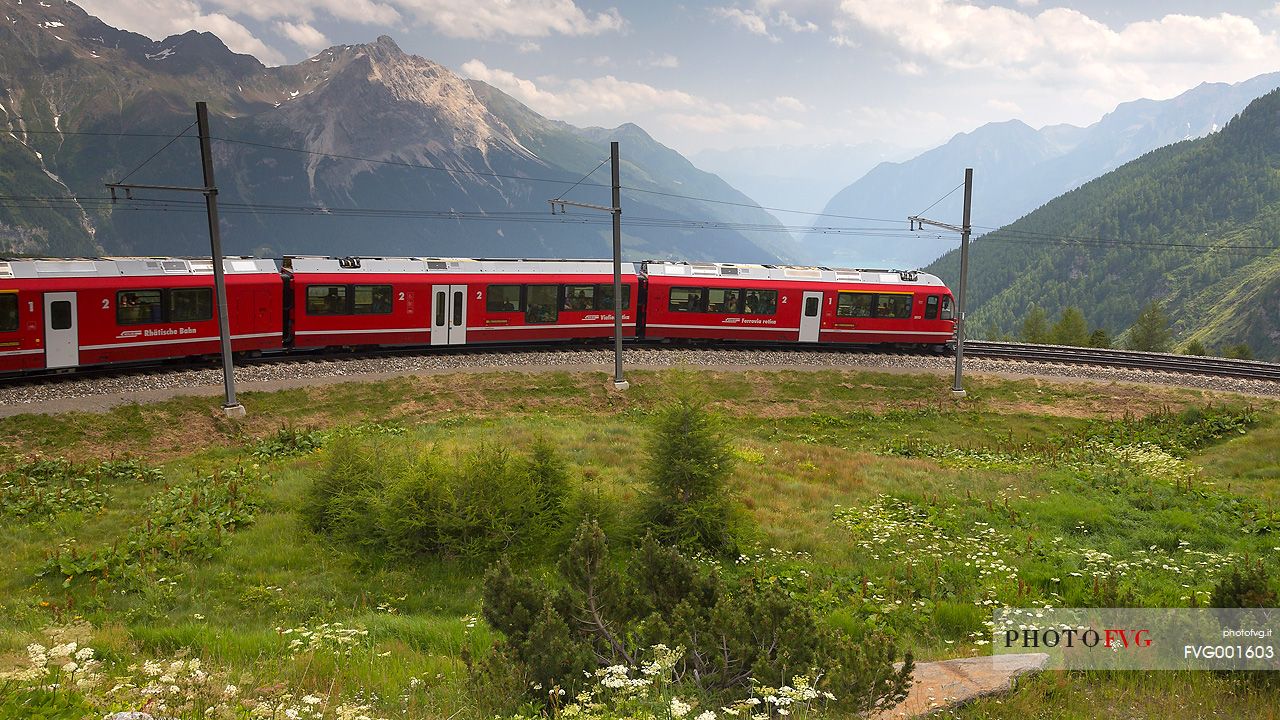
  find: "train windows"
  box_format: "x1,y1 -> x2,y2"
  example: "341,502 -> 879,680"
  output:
117,290 -> 163,324
875,294 -> 913,319
836,292 -> 874,318
168,288 -> 213,322
526,285 -> 559,324
563,285 -> 595,311
707,288 -> 741,314
0,294 -> 17,332
668,287 -> 704,312
353,285 -> 393,315
595,284 -> 631,310
804,296 -> 820,317
453,291 -> 464,326
50,301 -> 73,330
435,291 -> 446,327
940,296 -> 954,320
742,290 -> 777,315
487,285 -> 523,312
925,296 -> 939,320
306,285 -> 348,315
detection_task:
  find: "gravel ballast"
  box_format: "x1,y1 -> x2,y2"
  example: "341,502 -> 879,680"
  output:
2,347 -> 1278,416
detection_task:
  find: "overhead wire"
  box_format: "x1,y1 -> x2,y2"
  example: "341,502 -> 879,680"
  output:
113,121 -> 198,184
913,180 -> 966,218
553,156 -> 611,202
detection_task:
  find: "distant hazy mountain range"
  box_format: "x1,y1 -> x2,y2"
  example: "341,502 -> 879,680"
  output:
0,0 -> 796,263
689,142 -> 916,229
804,72 -> 1280,270
926,87 -> 1280,360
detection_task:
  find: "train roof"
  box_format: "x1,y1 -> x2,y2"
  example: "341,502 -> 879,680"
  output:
283,256 -> 640,275
0,257 -> 278,279
641,260 -> 948,287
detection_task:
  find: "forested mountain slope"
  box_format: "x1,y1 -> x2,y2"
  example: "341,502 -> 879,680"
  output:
926,88 -> 1280,359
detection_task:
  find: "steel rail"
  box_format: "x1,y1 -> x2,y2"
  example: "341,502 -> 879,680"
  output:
2,340 -> 1278,389
964,341 -> 1280,381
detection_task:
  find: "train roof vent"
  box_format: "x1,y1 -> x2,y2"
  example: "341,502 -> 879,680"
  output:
834,271 -> 862,281
190,260 -> 214,273
338,257 -> 362,269
426,261 -> 448,270
783,267 -> 823,279
690,263 -> 719,276
898,270 -> 919,282
161,260 -> 190,273
0,262 -> 11,279
34,260 -> 96,274
720,266 -> 739,276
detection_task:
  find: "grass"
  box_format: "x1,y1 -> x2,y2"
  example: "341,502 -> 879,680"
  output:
0,368 -> 1276,719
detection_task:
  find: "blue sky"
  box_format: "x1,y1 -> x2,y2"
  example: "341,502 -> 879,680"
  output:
76,0 -> 1280,155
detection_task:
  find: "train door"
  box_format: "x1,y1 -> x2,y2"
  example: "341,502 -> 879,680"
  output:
430,284 -> 468,346
799,291 -> 823,342
43,292 -> 78,368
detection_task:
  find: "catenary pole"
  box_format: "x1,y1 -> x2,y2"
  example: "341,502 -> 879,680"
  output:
196,102 -> 244,416
610,141 -> 628,390
547,144 -> 627,390
906,167 -> 973,398
952,168 -> 973,397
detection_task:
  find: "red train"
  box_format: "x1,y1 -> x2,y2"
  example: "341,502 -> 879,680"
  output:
0,255 -> 954,374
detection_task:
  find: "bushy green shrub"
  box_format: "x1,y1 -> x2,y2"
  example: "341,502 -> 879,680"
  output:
480,521 -> 913,713
1210,560 -> 1277,608
641,399 -> 747,555
303,435 -> 575,560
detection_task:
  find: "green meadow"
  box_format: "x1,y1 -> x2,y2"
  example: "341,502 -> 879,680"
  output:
0,368 -> 1277,719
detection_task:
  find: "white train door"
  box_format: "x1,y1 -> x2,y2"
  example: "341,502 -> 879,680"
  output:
430,284 -> 468,346
798,291 -> 822,343
43,292 -> 79,368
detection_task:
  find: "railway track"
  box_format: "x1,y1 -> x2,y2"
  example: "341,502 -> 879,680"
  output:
2,340 -> 1278,392
963,341 -> 1280,381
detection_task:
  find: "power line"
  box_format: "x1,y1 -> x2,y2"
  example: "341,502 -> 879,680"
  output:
618,184 -> 906,224
114,121 -> 198,184
0,129 -> 205,138
209,136 -> 607,187
914,180 -> 966,218
553,156 -> 610,202
3,192 -> 1279,254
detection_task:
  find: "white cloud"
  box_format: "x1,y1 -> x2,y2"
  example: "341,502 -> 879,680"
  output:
660,112 -> 803,134
398,0 -> 623,38
461,59 -> 702,118
712,5 -> 820,39
517,41 -> 542,53
837,1 -> 1280,103
644,53 -> 680,69
77,0 -> 284,63
115,0 -> 621,40
769,95 -> 807,112
713,7 -> 775,39
986,98 -> 1023,115
275,21 -> 329,54
775,10 -> 817,32
208,0 -> 401,25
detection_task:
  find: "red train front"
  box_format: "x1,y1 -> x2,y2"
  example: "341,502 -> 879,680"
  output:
0,257 -> 283,374
641,261 -> 955,349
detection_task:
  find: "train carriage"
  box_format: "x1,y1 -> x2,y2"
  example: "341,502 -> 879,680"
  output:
283,256 -> 640,350
0,257 -> 283,374
641,261 -> 955,348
